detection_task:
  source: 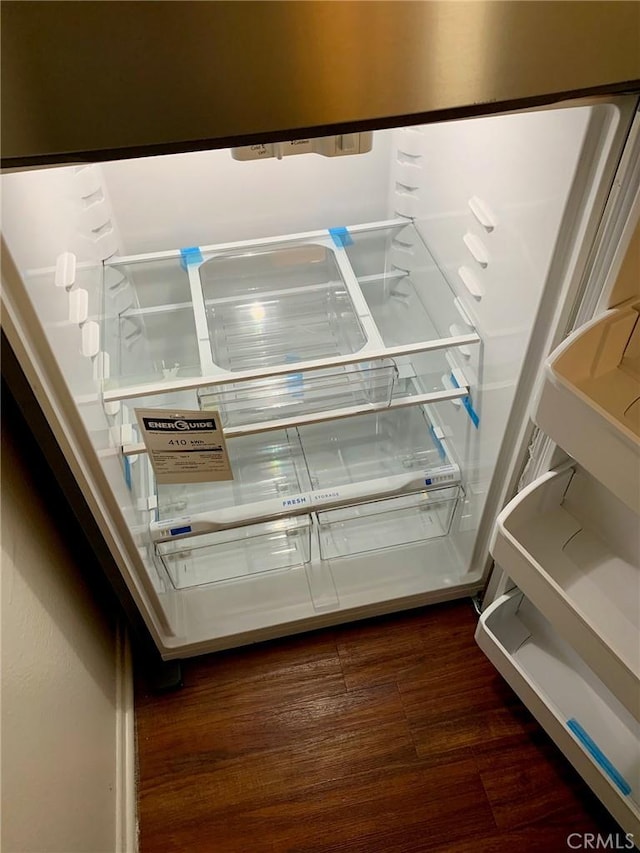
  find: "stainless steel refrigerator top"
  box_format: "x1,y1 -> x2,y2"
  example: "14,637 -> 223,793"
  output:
2,0 -> 639,167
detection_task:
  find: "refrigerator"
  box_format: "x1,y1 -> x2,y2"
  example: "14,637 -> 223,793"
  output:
1,0 -> 639,842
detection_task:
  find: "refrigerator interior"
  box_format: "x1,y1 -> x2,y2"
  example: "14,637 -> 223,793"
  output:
1,96 -> 636,656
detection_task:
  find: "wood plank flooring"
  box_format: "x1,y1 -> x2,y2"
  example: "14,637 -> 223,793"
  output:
134,600 -> 622,852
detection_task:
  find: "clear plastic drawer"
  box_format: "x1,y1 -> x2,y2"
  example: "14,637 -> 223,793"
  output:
155,516 -> 312,590
197,360 -> 398,428
317,486 -> 461,560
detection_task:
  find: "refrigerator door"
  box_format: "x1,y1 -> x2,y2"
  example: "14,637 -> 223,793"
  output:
2,1 -> 639,166
476,590 -> 640,840
477,155 -> 640,837
488,464 -> 639,722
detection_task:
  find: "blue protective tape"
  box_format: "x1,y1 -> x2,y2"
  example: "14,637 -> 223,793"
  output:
429,424 -> 447,461
180,246 -> 203,269
450,372 -> 479,429
170,525 -> 193,537
329,226 -> 354,248
566,719 -> 632,796
285,354 -> 304,398
123,456 -> 132,491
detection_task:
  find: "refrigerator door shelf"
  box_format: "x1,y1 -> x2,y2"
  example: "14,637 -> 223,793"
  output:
490,465 -> 640,721
101,220 -> 480,402
476,591 -> 640,839
534,301 -> 640,512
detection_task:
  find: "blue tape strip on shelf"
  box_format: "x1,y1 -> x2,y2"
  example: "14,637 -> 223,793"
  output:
566,718 -> 632,796
449,372 -> 479,429
285,354 -> 304,398
329,226 -> 354,248
123,456 -> 132,491
429,424 -> 447,461
180,246 -> 203,269
170,525 -> 193,537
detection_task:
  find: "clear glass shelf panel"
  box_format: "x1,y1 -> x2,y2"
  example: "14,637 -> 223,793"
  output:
299,405 -> 449,490
102,258 -> 202,386
101,221 -> 477,395
345,222 -> 472,345
155,428 -> 311,520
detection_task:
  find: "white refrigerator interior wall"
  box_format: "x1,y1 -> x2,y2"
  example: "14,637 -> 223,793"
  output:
99,130 -> 395,253
1,419 -> 120,853
403,103 -> 628,573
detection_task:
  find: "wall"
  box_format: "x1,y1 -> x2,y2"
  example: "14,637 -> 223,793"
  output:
99,130 -> 393,254
1,397 -> 127,853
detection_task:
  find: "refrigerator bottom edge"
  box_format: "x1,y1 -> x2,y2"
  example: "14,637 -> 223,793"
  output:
152,571 -> 484,660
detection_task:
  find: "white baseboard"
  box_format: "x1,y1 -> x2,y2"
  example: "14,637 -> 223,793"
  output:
115,621 -> 138,852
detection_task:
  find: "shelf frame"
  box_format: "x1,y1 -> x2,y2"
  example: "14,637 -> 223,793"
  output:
120,386 -> 469,455
102,219 -> 480,402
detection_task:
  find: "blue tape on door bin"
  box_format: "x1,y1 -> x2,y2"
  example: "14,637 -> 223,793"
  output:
449,372 -> 480,429
180,247 -> 203,269
566,719 -> 632,796
123,456 -> 132,491
170,525 -> 193,537
329,226 -> 354,248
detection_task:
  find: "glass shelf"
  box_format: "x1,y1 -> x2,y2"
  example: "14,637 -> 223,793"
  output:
145,402 -> 459,540
155,428 -> 311,520
101,220 -> 480,401
299,405 -> 450,490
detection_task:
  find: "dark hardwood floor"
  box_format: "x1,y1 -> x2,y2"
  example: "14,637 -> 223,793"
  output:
135,600 -> 622,852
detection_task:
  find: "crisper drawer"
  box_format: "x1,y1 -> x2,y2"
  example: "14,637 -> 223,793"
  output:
476,591 -> 640,841
534,301 -> 640,512
490,465 -> 639,721
317,486 -> 461,560
197,360 -> 398,429
200,242 -> 368,372
155,516 -> 312,590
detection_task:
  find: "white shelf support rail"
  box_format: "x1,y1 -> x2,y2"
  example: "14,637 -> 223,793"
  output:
103,334 -> 480,402
331,241 -> 387,351
186,262 -> 216,374
149,468 -> 461,544
105,219 -> 409,267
